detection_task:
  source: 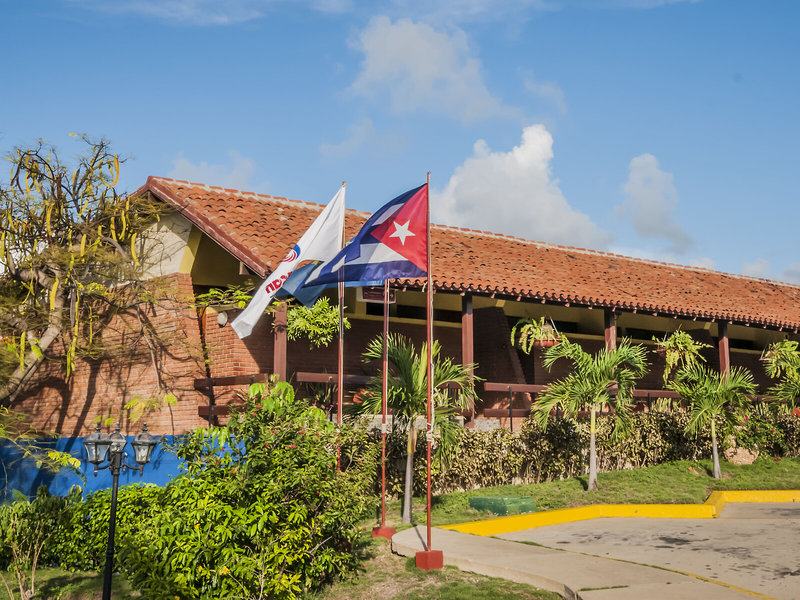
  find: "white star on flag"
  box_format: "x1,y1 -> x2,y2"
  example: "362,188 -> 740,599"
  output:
389,220 -> 415,245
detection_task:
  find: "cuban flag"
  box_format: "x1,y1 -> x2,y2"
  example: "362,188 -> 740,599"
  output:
303,184 -> 428,287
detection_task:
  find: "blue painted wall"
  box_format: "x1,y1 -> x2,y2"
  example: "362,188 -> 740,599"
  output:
1,436 -> 183,501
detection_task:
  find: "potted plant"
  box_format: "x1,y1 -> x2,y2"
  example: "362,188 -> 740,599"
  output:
653,330 -> 710,386
510,316 -> 562,353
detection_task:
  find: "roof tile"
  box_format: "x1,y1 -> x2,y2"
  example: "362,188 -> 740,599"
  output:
138,176 -> 800,331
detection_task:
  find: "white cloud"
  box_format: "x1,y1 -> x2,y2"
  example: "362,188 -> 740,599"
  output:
68,0 -> 701,25
68,0 -> 275,25
432,124 -> 613,248
603,0 -> 701,8
523,72 -> 567,114
68,0 -> 351,25
168,150 -> 261,190
349,17 -> 518,123
782,263 -> 800,285
319,117 -> 407,160
742,258 -> 771,279
616,153 -> 693,255
393,0 -> 557,22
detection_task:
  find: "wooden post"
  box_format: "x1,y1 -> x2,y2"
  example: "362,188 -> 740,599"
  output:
604,309 -> 617,351
718,321 -> 730,377
461,294 -> 475,426
273,303 -> 287,381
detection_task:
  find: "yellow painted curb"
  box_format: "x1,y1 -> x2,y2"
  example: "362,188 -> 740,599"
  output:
441,490 -> 800,536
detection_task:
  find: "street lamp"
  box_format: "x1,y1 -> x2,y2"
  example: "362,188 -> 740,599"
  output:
83,423 -> 157,600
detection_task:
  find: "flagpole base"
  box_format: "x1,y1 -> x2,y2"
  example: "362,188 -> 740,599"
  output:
371,526 -> 396,540
415,550 -> 443,571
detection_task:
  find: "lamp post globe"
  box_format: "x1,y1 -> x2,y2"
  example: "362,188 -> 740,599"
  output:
108,424 -> 127,455
83,425 -> 111,468
131,423 -> 157,465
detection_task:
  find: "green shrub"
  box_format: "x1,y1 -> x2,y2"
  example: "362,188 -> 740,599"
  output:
777,413 -> 800,455
52,483 -> 162,572
117,381 -> 379,600
375,411 -> 788,494
0,487 -> 72,599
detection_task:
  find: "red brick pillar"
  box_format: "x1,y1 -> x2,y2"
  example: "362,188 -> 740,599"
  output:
718,321 -> 730,377
461,294 -> 474,425
604,309 -> 617,351
273,303 -> 287,381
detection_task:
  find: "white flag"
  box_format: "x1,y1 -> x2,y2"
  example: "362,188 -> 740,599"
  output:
231,185 -> 345,338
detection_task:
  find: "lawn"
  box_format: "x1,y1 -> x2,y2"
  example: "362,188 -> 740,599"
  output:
380,457 -> 800,528
0,542 -> 559,600
0,567 -> 137,600
3,457 -> 799,599
308,538 -> 561,600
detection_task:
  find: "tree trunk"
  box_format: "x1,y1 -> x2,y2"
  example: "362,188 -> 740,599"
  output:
402,428 -> 415,524
588,405 -> 598,490
711,420 -> 721,479
0,294 -> 65,405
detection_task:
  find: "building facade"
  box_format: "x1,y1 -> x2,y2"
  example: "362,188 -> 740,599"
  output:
11,177 -> 800,435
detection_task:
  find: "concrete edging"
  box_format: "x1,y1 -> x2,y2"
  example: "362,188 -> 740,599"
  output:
440,490 -> 800,536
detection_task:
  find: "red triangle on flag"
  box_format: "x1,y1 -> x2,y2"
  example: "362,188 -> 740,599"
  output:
369,185 -> 428,271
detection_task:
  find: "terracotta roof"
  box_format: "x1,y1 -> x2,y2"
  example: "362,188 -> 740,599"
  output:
138,176 -> 800,332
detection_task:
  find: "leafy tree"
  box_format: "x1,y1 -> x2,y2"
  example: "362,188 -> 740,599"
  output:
533,338 -> 648,490
0,136 -> 168,405
120,380 -> 378,600
762,339 -> 800,409
358,333 -> 478,523
670,364 -> 755,478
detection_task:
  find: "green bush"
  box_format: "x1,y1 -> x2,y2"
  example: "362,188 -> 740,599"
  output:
0,487 -> 72,599
778,413 -> 800,455
375,411 -> 800,494
117,381 -> 379,600
0,487 -> 71,570
52,483 -> 162,572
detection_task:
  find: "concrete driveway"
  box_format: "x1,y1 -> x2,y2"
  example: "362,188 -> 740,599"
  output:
498,502 -> 800,599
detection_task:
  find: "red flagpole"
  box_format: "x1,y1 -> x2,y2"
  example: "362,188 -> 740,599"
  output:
372,280 -> 395,540
336,183 -> 346,472
416,173 -> 442,570
337,278 -> 344,426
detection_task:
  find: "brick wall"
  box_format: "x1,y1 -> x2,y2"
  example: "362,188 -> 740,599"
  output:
201,309 -> 463,407
11,278 -> 780,438
10,273 -> 208,436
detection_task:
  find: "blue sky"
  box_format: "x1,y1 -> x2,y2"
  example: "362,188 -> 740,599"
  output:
2,0 -> 798,282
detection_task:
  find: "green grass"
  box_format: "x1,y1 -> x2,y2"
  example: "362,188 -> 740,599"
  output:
0,567 -> 137,600
378,457 -> 800,528
307,538 -> 561,600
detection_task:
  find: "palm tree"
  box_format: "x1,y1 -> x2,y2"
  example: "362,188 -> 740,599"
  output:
670,364 -> 755,479
763,340 -> 800,409
359,333 -> 478,523
533,339 -> 648,491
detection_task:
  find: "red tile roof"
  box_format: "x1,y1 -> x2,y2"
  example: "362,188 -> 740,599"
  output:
138,176 -> 800,332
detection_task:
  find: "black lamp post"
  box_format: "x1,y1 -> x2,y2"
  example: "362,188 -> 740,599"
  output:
83,423 -> 157,600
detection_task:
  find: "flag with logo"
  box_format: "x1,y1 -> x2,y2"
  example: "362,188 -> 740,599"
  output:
231,185 -> 345,338
303,184 -> 428,287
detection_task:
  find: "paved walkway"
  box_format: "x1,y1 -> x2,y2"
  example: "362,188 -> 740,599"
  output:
392,502 -> 800,599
